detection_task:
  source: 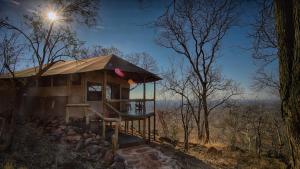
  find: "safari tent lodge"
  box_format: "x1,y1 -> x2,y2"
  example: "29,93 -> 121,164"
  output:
0,54 -> 161,144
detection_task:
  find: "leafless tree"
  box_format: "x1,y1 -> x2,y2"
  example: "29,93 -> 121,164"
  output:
0,0 -> 99,78
156,0 -> 240,143
82,45 -> 124,58
250,0 -> 279,94
274,0 -> 300,167
0,0 -> 100,151
125,52 -> 158,73
0,33 -> 25,151
162,61 -> 194,151
0,33 -> 23,77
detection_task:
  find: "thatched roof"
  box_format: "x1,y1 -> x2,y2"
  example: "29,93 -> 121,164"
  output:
0,54 -> 161,83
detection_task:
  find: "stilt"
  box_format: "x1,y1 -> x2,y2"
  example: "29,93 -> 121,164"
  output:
131,120 -> 134,135
125,121 -> 127,134
102,120 -> 106,138
143,119 -> 146,139
148,117 -> 151,143
138,120 -> 140,134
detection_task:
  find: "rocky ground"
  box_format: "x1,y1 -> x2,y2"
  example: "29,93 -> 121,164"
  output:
0,118 -> 223,169
0,119 -> 124,169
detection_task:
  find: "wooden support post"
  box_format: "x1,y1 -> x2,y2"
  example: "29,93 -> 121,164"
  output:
138,120 -> 140,134
143,119 -> 146,139
102,120 -> 106,138
85,107 -> 90,125
131,120 -> 133,135
66,107 -> 69,124
148,116 -> 150,143
125,120 -> 127,134
153,81 -> 156,141
112,121 -> 119,154
102,71 -> 107,138
103,71 -> 107,113
143,78 -> 146,114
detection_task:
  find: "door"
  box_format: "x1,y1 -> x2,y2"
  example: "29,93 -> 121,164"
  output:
86,81 -> 102,113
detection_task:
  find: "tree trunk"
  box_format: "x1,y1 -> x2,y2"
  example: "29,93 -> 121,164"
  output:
202,89 -> 210,144
274,0 -> 300,168
197,123 -> 201,140
184,126 -> 189,151
200,120 -> 205,140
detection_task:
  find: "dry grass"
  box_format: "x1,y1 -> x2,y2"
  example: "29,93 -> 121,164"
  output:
170,140 -> 287,169
3,161 -> 14,169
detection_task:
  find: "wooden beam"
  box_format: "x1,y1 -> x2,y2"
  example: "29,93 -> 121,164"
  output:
143,78 -> 146,114
143,119 -> 146,139
148,117 -> 150,143
153,81 -> 156,141
102,71 -> 107,138
119,84 -> 122,112
138,120 -> 140,134
103,71 -> 107,113
131,120 -> 133,135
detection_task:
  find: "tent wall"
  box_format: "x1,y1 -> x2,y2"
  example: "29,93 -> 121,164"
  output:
0,70 -> 131,120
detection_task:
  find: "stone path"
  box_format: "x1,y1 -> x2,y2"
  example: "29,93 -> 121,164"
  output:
117,145 -> 181,169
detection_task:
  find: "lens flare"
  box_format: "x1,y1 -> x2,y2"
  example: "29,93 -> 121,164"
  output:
47,11 -> 58,21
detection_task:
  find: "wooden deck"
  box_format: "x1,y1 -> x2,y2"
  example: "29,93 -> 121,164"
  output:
105,128 -> 144,148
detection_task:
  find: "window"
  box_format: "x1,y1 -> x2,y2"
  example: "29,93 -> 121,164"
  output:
87,82 -> 102,101
53,75 -> 67,86
38,76 -> 51,87
71,73 -> 81,86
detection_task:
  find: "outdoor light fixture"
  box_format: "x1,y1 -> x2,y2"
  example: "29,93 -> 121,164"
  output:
128,79 -> 135,85
47,11 -> 58,21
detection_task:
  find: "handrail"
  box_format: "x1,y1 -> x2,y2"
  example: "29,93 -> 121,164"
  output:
107,99 -> 155,102
88,107 -> 121,122
104,101 -> 122,117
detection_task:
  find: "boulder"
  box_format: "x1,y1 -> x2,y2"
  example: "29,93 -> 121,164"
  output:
65,135 -> 81,143
110,161 -> 126,169
76,140 -> 84,151
84,138 -> 93,146
66,129 -> 77,136
104,150 -> 114,163
207,147 -> 222,155
86,145 -> 102,155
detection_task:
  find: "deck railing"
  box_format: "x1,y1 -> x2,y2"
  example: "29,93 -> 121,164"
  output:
106,99 -> 155,116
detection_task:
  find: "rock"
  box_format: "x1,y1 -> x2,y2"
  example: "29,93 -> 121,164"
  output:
86,145 -> 102,155
67,128 -> 77,136
83,132 -> 89,138
110,161 -> 126,169
103,140 -> 111,147
59,161 -> 85,169
114,154 -> 125,163
65,135 -> 81,143
59,125 -> 66,130
96,135 -> 101,140
207,147 -> 222,155
104,150 -> 114,163
76,140 -> 84,151
84,138 -> 93,146
49,133 -> 62,142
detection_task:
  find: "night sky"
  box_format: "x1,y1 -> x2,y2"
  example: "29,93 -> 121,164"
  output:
0,0 -> 278,99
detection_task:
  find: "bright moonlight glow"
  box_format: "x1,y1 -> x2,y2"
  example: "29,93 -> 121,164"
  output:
47,11 -> 58,21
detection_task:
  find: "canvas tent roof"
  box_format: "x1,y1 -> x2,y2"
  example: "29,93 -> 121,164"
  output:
0,54 -> 161,83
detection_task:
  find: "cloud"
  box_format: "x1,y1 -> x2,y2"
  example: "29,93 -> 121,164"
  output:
95,25 -> 105,30
10,0 -> 20,5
